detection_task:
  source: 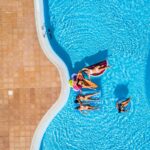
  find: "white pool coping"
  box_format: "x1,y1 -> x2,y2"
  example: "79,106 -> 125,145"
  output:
30,0 -> 70,150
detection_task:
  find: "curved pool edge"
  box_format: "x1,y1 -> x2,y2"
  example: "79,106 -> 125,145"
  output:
30,0 -> 70,150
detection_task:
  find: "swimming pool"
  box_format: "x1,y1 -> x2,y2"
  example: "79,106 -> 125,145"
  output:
34,0 -> 150,149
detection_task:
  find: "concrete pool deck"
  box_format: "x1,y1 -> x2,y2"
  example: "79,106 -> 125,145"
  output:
30,0 -> 70,149
0,0 -> 61,149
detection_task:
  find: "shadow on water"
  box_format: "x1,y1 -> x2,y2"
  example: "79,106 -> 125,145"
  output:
114,84 -> 130,110
43,0 -> 108,83
73,50 -> 108,73
114,84 -> 129,100
73,50 -> 108,93
145,36 -> 150,106
43,0 -> 73,74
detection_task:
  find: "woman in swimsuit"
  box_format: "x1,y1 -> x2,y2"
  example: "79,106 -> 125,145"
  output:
116,97 -> 131,113
74,92 -> 100,103
75,101 -> 98,113
75,72 -> 97,89
82,65 -> 109,79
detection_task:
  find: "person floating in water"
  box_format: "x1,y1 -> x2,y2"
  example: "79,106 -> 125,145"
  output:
75,71 -> 97,89
82,64 -> 110,79
75,100 -> 99,113
116,97 -> 131,113
74,92 -> 100,103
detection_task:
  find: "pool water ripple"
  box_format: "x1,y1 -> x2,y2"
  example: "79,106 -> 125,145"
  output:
40,0 -> 150,149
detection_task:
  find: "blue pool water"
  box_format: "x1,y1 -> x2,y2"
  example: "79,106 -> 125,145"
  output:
41,0 -> 150,149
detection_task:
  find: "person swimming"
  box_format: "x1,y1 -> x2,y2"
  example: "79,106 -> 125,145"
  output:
74,92 -> 100,103
116,97 -> 131,113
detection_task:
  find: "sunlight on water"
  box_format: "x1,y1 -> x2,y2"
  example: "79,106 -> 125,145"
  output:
41,0 -> 150,149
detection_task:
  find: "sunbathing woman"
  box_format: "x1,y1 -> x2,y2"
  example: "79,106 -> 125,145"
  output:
82,65 -> 109,79
75,72 -> 97,89
116,97 -> 131,113
74,92 -> 100,103
75,101 -> 98,113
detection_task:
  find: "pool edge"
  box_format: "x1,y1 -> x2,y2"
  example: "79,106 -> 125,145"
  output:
30,0 -> 70,150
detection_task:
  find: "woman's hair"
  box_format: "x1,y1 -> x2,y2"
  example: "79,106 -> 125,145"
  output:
75,106 -> 79,109
74,100 -> 78,103
118,103 -> 122,113
76,95 -> 80,98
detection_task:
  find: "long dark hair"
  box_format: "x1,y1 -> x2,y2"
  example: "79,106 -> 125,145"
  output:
118,103 -> 122,113
75,106 -> 79,109
74,100 -> 79,103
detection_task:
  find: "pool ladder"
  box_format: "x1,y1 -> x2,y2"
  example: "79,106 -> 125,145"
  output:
41,24 -> 52,39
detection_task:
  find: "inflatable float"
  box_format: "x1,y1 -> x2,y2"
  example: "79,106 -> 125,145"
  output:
69,73 -> 97,92
82,60 -> 108,77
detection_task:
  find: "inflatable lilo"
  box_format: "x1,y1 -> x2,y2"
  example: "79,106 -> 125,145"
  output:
81,60 -> 109,79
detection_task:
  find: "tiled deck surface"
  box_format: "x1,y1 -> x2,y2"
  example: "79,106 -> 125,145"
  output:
0,0 -> 61,149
